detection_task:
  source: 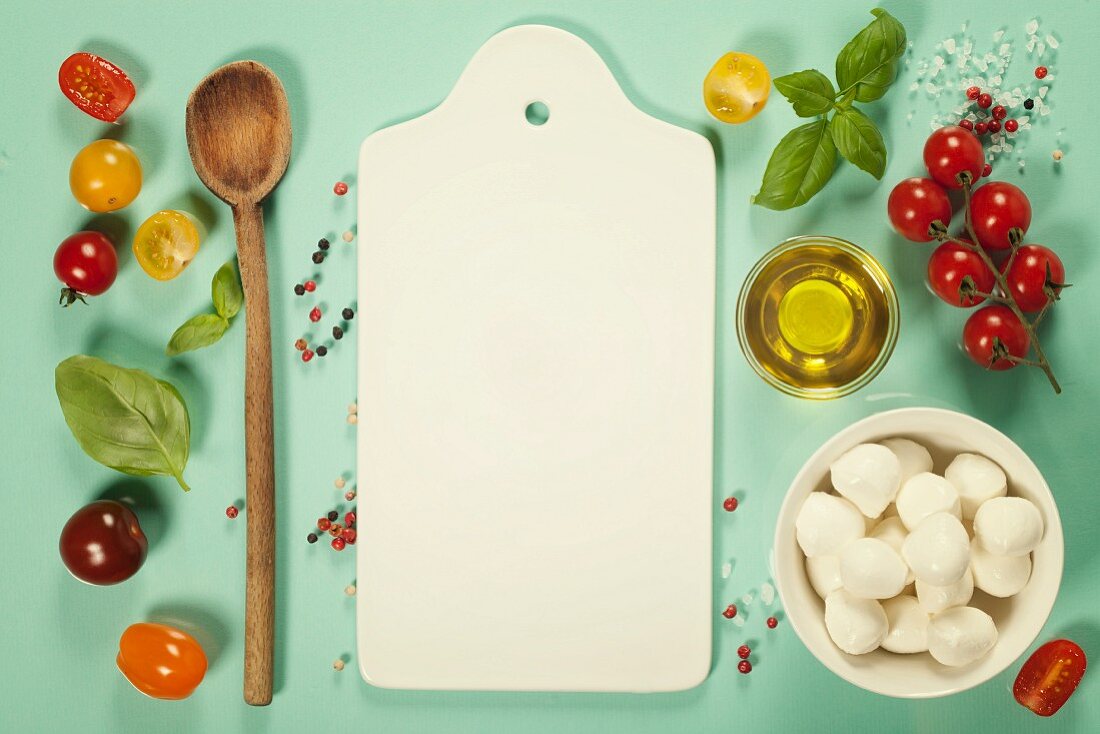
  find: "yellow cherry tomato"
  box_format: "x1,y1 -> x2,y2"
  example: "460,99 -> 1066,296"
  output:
133,210 -> 202,281
69,139 -> 142,212
703,52 -> 771,124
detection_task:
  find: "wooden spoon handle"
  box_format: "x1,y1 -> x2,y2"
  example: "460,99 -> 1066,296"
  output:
234,204 -> 276,706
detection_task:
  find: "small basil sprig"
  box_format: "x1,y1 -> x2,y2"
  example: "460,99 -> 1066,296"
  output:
55,355 -> 191,490
167,259 -> 243,356
753,8 -> 905,210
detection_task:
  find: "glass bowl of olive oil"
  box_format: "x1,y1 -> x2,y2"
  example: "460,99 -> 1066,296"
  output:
736,236 -> 899,399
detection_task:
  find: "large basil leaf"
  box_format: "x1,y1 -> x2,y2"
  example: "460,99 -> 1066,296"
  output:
55,355 -> 191,491
752,119 -> 837,210
774,69 -> 836,117
830,107 -> 886,178
835,8 -> 906,103
167,314 -> 229,356
212,260 -> 243,319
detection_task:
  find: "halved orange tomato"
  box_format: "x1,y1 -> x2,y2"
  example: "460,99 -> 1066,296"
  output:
59,52 -> 135,123
133,210 -> 202,281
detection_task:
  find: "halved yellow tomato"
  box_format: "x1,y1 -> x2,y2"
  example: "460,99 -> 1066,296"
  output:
132,210 -> 202,281
703,52 -> 771,124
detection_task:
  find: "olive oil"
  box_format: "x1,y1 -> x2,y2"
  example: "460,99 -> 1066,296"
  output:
737,238 -> 897,397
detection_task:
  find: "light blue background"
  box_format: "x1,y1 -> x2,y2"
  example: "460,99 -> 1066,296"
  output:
2,1 -> 1097,732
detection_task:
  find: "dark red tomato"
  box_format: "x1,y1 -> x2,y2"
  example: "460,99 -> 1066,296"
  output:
888,177 -> 953,242
1014,639 -> 1087,717
927,240 -> 995,307
54,231 -> 118,306
1003,244 -> 1066,312
962,304 -> 1030,370
59,52 -> 135,123
59,500 -> 147,585
970,181 -> 1032,251
923,125 -> 985,189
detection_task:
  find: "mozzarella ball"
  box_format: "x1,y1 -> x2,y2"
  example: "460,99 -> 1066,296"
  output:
895,472 -> 962,530
927,606 -> 998,667
806,555 -> 843,599
880,438 -> 934,485
902,512 -> 970,586
839,538 -> 908,599
796,493 -> 865,558
831,444 -> 902,518
974,496 -> 1044,557
881,595 -> 930,654
945,454 -> 1007,519
824,589 -> 888,655
869,516 -> 914,584
916,567 -> 974,614
971,541 -> 1032,597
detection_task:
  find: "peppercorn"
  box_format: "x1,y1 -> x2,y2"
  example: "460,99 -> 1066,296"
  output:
991,105 -> 1007,121
965,86 -> 981,100
327,510 -> 339,522
343,528 -> 358,544
331,538 -> 346,551
225,506 -> 239,519
975,121 -> 988,135
959,119 -> 974,131
738,660 -> 752,674
316,346 -> 328,357
318,238 -> 330,251
294,338 -> 308,351
987,120 -> 1001,134
312,251 -> 325,264
318,517 -> 332,531
342,307 -> 355,320
307,532 -> 319,544
302,349 -> 315,362
309,307 -> 322,323
977,93 -> 992,109
294,284 -> 305,296
737,645 -> 751,659
344,491 -> 357,501
345,511 -> 357,526
333,326 -> 344,340
1004,119 -> 1019,133
722,604 -> 737,619
333,181 -> 349,196
1023,98 -> 1034,110
1035,66 -> 1048,79
304,280 -> 317,292
766,616 -> 779,629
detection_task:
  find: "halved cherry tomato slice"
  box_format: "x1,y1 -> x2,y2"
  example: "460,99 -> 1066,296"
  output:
1014,639 -> 1087,717
59,52 -> 135,122
117,622 -> 207,700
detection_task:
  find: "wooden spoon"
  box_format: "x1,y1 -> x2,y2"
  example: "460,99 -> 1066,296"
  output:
185,60 -> 291,707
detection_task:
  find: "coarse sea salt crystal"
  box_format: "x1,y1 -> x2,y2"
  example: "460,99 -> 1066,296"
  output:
990,75 -> 1002,87
742,592 -> 754,605
925,82 -> 939,94
761,582 -> 776,605
909,82 -> 920,92
994,28 -> 1005,41
944,39 -> 957,54
974,57 -> 989,72
1047,35 -> 1059,49
1037,41 -> 1046,56
1026,19 -> 1039,35
1026,39 -> 1036,53
991,144 -> 1002,153
721,562 -> 732,579
732,615 -> 745,628
931,121 -> 944,131
1039,86 -> 1049,99
999,43 -> 1012,57
1040,106 -> 1051,116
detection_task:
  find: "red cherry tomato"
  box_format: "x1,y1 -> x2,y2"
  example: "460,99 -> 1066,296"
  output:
54,231 -> 118,306
1003,244 -> 1066,312
58,53 -> 135,123
59,500 -> 147,585
117,623 -> 208,700
1014,639 -> 1087,717
887,177 -> 953,242
963,304 -> 1030,370
923,126 -> 985,189
927,240 -> 995,307
970,181 -> 1032,251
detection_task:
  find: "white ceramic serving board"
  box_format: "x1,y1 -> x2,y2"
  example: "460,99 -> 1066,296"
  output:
356,24 -> 715,692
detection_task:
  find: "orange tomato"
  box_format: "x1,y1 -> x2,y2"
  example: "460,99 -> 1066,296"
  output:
703,52 -> 771,124
116,622 -> 207,700
69,139 -> 142,212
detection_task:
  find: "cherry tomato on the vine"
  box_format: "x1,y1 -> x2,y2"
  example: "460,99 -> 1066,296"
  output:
970,181 -> 1031,251
54,231 -> 118,306
58,52 -> 135,123
1003,244 -> 1065,312
116,623 -> 207,700
1014,639 -> 1086,717
70,140 -> 142,213
888,177 -> 953,242
963,304 -> 1030,370
923,126 -> 985,189
927,240 -> 995,307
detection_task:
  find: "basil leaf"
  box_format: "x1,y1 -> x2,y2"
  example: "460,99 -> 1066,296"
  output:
166,313 -> 229,356
55,355 -> 191,491
774,69 -> 836,117
752,119 -> 837,210
835,8 -> 906,103
830,107 -> 886,179
212,260 -> 243,319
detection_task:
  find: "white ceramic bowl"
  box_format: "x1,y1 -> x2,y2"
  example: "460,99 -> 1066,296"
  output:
773,407 -> 1063,698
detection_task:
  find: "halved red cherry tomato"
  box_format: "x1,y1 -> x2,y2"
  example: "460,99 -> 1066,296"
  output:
117,622 -> 208,700
59,53 -> 135,122
1014,639 -> 1087,717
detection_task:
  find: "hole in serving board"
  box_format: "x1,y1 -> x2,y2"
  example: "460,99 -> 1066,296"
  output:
524,101 -> 549,126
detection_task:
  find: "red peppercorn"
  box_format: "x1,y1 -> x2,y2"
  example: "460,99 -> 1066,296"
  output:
987,120 -> 1001,134
737,645 -> 751,659
309,307 -> 322,323
959,119 -> 974,131
1004,119 -> 1019,133
344,491 -> 356,501
722,497 -> 738,512
1035,66 -> 1048,79
722,604 -> 737,619
344,511 -> 356,526
302,349 -> 315,362
975,121 -> 988,135
766,616 -> 779,629
965,86 -> 981,100
738,660 -> 752,674
226,506 -> 239,519
317,517 -> 332,531
977,93 -> 992,109
343,528 -> 357,544
329,523 -> 344,538
334,181 -> 349,196
294,338 -> 307,351
982,163 -> 992,178
304,280 -> 317,293
991,105 -> 1007,121
331,537 -> 346,551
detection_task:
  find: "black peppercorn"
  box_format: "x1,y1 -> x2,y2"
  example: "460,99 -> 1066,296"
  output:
316,345 -> 328,357
327,510 -> 339,522
293,284 -> 305,296
307,533 -> 318,544
312,251 -> 325,264
1023,98 -> 1034,110
318,238 -> 330,251
333,326 -> 344,340
342,307 -> 355,320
